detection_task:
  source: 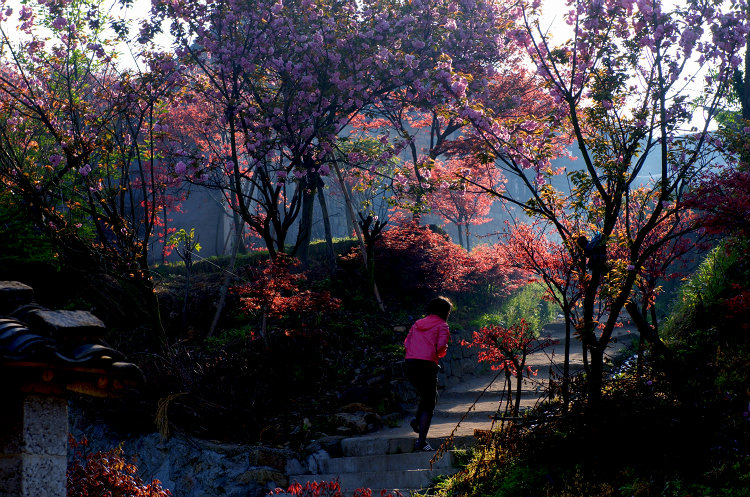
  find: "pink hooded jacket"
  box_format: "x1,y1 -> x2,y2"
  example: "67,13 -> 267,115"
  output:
404,314 -> 450,364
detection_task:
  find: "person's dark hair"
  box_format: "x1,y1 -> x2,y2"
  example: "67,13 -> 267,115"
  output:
427,296 -> 452,321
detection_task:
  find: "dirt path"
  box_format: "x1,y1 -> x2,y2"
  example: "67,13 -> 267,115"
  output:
385,321 -> 639,446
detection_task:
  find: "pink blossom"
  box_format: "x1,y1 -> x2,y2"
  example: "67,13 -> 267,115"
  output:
51,16 -> 67,30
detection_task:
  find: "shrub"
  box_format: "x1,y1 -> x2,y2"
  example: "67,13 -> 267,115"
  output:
67,436 -> 170,496
271,480 -> 402,497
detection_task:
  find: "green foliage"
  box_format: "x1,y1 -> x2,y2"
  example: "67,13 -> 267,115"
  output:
167,228 -> 202,254
308,237 -> 358,262
151,250 -> 269,277
380,343 -> 405,358
467,312 -> 504,331
204,324 -> 255,350
0,193 -> 60,270
487,463 -> 551,497
663,243 -> 740,337
498,283 -> 557,335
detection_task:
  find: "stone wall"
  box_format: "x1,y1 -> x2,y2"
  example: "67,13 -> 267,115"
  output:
437,328 -> 487,389
0,394 -> 68,497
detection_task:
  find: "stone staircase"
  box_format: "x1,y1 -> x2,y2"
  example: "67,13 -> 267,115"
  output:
287,435 -> 463,493
286,323 -> 638,494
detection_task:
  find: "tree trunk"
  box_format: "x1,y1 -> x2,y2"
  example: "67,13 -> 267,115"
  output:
137,268 -> 167,352
343,194 -> 355,236
208,184 -> 251,338
456,223 -> 465,250
332,158 -> 384,311
296,173 -> 317,266
514,371 -> 523,417
207,218 -> 244,338
161,204 -> 169,265
181,250 -> 191,331
624,301 -> 670,357
743,25 -> 750,121
582,339 -> 589,374
316,182 -> 336,273
563,309 -> 572,411
587,345 -> 605,403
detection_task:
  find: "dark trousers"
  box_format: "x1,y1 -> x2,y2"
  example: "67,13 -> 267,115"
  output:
405,359 -> 438,443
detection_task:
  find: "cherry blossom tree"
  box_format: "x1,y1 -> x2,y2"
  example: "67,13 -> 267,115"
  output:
148,0 -> 508,264
461,0 -> 749,400
428,157 -> 502,250
0,0 -> 185,345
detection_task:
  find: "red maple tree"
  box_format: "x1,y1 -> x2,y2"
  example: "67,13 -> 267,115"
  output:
234,255 -> 341,345
462,319 -> 556,417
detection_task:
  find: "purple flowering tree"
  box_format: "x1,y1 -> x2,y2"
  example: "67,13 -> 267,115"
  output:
149,0 -> 508,262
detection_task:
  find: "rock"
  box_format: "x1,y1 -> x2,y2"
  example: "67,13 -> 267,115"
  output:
0,281 -> 34,314
450,359 -> 461,378
333,412 -> 380,433
390,379 -> 416,404
26,309 -> 106,339
462,359 -> 479,376
341,402 -> 372,413
442,361 -> 452,377
68,402 -> 306,497
285,458 -> 306,475
249,446 -> 294,470
338,385 -> 377,405
236,468 -> 287,488
366,375 -> 385,387
305,450 -> 330,474
305,436 -> 344,458
381,412 -> 403,428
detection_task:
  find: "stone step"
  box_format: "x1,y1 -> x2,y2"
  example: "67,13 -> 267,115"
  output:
340,435 -> 474,457
320,450 -> 455,474
288,467 -> 454,492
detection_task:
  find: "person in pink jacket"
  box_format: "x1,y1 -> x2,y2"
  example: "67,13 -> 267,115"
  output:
404,296 -> 452,451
